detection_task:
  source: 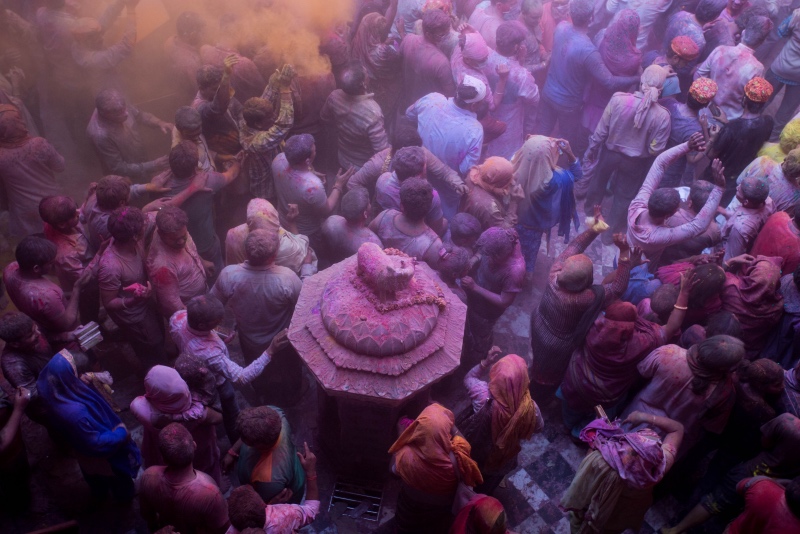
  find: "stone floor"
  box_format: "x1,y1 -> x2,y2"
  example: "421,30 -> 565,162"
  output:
0,230 -> 731,534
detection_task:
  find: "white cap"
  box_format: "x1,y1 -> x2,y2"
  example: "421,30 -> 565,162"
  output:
461,75 -> 487,104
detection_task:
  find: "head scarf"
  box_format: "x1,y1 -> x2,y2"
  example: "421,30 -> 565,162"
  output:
635,65 -> 667,129
37,351 -> 141,476
780,119 -> 800,155
0,104 -> 30,148
388,403 -> 483,493
512,135 -> 559,198
744,77 -> 773,103
468,157 -> 515,197
689,77 -> 718,104
144,366 -> 192,414
580,418 -> 667,490
680,324 -> 707,348
461,74 -> 487,103
246,198 -> 281,235
488,355 -> 538,468
558,254 -> 594,292
451,495 -> 506,534
598,10 -> 642,76
604,301 -> 637,322
462,32 -> 490,63
670,36 -> 700,61
350,13 -> 398,80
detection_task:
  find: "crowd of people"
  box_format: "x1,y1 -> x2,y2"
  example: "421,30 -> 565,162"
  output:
2,0 -> 800,532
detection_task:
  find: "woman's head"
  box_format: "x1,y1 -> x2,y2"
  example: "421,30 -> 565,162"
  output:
236,406 -> 282,451
688,334 -> 745,392
476,227 -> 519,264
738,358 -> 784,398
107,206 -> 144,243
688,264 -> 726,308
605,300 -> 638,322
471,157 -> 515,198
651,283 -> 679,323
557,254 -> 594,292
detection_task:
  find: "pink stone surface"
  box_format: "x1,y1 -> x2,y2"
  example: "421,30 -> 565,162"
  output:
288,251 -> 466,405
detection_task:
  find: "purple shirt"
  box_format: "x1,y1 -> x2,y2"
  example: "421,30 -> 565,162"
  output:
398,34 -> 456,112
627,143 -> 724,267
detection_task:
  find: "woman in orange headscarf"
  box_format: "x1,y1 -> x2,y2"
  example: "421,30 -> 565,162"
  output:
389,403 -> 483,534
460,157 -> 522,230
460,348 -> 544,493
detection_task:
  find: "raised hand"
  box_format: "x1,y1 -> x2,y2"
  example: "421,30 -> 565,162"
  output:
710,158 -> 726,188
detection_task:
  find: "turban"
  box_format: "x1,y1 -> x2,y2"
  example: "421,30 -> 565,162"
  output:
461,74 -> 487,103
689,77 -> 718,104
635,65 -> 667,128
462,32 -> 489,63
670,36 -> 700,61
744,77 -> 773,103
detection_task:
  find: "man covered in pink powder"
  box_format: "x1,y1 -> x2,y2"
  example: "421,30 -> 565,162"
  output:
146,206 -> 209,319
398,9 -> 457,114
4,236 -> 92,348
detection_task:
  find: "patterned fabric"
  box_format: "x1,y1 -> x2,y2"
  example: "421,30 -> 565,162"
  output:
599,10 -> 642,77
238,90 -> 294,199
670,35 -> 701,61
579,419 -> 668,490
690,77 -> 718,104
745,76 -> 774,102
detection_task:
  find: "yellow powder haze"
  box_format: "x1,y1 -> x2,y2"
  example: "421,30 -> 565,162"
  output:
197,0 -> 357,76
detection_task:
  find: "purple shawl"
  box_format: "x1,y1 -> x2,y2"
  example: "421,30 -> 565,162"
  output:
580,418 -> 667,490
599,10 -> 642,76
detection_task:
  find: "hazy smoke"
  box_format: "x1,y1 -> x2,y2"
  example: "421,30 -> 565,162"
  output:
198,0 -> 356,76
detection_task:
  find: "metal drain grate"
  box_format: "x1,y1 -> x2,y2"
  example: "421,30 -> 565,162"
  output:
328,480 -> 384,521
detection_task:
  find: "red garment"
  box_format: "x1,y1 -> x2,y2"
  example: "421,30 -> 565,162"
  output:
751,211 -> 800,275
540,4 -> 572,54
720,256 -> 784,354
563,314 -> 666,410
728,478 -> 800,534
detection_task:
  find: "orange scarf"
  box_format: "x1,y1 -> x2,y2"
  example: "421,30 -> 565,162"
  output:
488,355 -> 538,468
389,403 -> 483,494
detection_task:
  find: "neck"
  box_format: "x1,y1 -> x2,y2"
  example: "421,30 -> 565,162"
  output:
164,464 -> 196,484
113,240 -> 138,254
19,270 -> 42,280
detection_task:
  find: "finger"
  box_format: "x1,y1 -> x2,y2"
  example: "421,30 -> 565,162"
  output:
304,441 -> 310,456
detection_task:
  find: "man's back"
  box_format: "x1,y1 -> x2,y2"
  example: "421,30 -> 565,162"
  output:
272,153 -> 328,236
408,93 -> 483,175
598,92 -> 671,158
399,34 -> 456,112
543,22 -> 596,108
212,262 -> 301,348
320,89 -> 389,169
320,215 -> 383,262
139,466 -> 229,534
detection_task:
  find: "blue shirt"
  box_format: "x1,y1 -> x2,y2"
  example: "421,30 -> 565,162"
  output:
543,23 -> 638,110
406,93 -> 483,176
